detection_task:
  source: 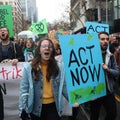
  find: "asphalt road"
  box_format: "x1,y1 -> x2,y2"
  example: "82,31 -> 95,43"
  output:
76,94 -> 120,120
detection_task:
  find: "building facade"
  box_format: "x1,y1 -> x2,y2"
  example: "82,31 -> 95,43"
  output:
70,0 -> 120,34
21,0 -> 38,24
0,0 -> 38,37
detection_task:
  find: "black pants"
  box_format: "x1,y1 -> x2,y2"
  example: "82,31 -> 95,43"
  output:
30,113 -> 40,120
0,87 -> 4,120
30,102 -> 60,120
61,107 -> 79,120
90,94 -> 117,120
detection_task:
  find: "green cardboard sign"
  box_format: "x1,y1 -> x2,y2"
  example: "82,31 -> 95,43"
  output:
0,5 -> 14,36
29,19 -> 48,35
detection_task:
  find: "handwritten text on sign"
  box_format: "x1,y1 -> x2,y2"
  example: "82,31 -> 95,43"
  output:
0,62 -> 24,81
86,21 -> 109,34
59,34 -> 106,106
0,5 -> 14,36
0,62 -> 24,119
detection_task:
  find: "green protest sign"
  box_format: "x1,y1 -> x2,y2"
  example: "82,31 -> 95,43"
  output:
0,5 -> 14,36
29,23 -> 36,32
30,19 -> 48,35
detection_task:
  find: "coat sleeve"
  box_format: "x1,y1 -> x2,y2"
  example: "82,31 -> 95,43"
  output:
18,63 -> 30,116
108,55 -> 120,77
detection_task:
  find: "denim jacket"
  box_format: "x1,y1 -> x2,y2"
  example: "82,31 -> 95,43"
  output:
105,50 -> 120,93
19,62 -> 68,117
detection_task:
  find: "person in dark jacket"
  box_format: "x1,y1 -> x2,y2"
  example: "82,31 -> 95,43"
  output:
0,26 -> 24,120
90,31 -> 119,120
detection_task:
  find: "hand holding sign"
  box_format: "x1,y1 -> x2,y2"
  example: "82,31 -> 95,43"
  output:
102,63 -> 110,72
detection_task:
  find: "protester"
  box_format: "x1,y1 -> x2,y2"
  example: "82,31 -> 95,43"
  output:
19,37 -> 73,120
0,26 -> 24,120
114,36 -> 120,69
109,35 -> 119,54
18,38 -> 25,51
113,36 -> 120,96
23,38 -> 35,62
54,41 -> 61,56
54,41 -> 63,62
90,31 -> 119,120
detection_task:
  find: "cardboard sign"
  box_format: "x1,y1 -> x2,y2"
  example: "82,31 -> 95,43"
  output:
0,5 -> 14,36
86,22 -> 109,34
59,34 -> 106,106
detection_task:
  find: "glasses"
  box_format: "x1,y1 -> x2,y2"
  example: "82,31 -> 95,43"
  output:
100,38 -> 109,41
0,30 -> 8,32
40,44 -> 52,49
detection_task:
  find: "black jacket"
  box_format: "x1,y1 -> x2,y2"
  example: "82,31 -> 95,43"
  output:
0,41 -> 24,62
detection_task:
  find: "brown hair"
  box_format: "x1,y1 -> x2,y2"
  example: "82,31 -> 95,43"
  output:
23,38 -> 35,50
0,26 -> 9,33
31,37 -> 59,81
98,31 -> 109,38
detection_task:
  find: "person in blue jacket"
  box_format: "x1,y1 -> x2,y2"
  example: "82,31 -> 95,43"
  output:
19,37 -> 70,120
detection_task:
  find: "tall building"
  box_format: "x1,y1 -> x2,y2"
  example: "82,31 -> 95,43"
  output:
70,0 -> 120,34
0,0 -> 38,37
21,0 -> 38,24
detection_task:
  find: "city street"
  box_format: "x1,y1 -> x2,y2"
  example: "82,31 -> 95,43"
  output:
76,94 -> 120,120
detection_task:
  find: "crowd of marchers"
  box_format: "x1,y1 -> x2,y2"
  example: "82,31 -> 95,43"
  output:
0,26 -> 120,120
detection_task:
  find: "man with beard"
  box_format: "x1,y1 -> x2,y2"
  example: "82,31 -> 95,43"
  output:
90,32 -> 119,120
0,26 -> 24,120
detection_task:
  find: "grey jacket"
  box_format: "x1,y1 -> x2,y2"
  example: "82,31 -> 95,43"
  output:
105,50 -> 119,93
19,62 -> 68,117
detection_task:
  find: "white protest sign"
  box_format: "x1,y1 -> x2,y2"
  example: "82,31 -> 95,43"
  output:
0,62 -> 24,120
